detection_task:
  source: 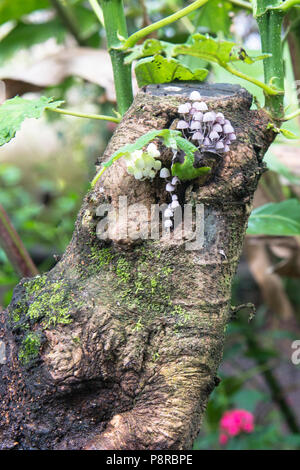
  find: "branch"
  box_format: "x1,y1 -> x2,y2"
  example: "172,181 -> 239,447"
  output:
223,63 -> 284,96
230,0 -> 252,10
0,204 -> 38,278
281,108 -> 300,120
121,0 -> 210,50
277,0 -> 300,11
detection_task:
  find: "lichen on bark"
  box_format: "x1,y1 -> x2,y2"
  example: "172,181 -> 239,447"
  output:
0,83 -> 275,450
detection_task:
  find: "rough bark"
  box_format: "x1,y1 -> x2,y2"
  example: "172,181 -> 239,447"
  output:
0,83 -> 275,450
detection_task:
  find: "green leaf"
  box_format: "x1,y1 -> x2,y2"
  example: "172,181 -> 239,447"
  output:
0,0 -> 50,25
0,20 -> 66,65
279,128 -> 300,139
172,33 -> 237,65
171,136 -> 211,181
72,4 -> 101,40
233,389 -> 267,412
193,0 -> 233,36
124,38 -> 174,64
0,96 -> 64,147
247,199 -> 300,236
134,55 -> 208,87
264,151 -> 300,185
172,33 -> 270,66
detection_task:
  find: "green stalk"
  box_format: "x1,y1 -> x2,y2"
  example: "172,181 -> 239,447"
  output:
97,0 -> 133,115
277,0 -> 300,11
256,2 -> 285,119
230,0 -> 252,9
121,0 -> 210,50
282,108 -> 300,120
46,107 -> 121,123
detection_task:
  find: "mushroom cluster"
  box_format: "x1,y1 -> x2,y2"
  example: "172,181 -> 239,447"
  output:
123,143 -> 162,180
176,90 -> 236,153
159,90 -> 236,229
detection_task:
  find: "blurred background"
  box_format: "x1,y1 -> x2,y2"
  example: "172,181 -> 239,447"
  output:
0,0 -> 300,450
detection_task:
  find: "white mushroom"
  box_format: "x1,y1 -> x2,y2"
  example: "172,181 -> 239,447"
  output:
189,91 -> 202,101
160,168 -> 170,178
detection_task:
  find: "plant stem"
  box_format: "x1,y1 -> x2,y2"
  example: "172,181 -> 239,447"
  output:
277,0 -> 300,11
165,0 -> 195,34
96,0 -> 133,115
121,0 -> 210,50
88,0 -> 104,26
46,107 -> 121,122
229,0 -> 252,9
256,2 -> 285,119
282,108 -> 300,120
0,204 -> 39,278
224,62 -> 283,96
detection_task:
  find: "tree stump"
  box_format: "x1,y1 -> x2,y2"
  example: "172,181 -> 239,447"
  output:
0,83 -> 275,450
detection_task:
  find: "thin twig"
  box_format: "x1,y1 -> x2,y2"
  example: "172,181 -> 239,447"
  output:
0,204 -> 38,278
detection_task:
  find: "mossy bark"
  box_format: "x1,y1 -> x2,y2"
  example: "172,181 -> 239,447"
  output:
0,83 -> 275,450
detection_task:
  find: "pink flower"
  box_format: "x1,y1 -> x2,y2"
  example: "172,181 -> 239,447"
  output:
219,433 -> 229,445
219,409 -> 254,445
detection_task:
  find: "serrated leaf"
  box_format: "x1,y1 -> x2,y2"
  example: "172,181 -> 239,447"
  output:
0,96 -> 64,147
134,55 -> 208,87
172,33 -> 270,66
173,33 -> 236,65
247,199 -> 300,236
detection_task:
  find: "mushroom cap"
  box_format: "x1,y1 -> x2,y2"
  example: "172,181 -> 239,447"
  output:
160,168 -> 170,178
189,90 -> 202,101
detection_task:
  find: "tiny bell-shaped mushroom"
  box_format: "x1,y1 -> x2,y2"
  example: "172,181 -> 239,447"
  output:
171,200 -> 180,209
164,219 -> 173,228
189,91 -> 201,101
178,103 -> 191,114
160,168 -> 170,178
223,123 -> 235,134
177,120 -> 189,129
164,208 -> 173,218
203,112 -> 215,123
166,183 -> 176,192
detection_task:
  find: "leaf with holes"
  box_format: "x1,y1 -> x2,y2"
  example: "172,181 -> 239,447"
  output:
124,39 -> 174,64
173,34 -> 271,66
134,55 -> 208,87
